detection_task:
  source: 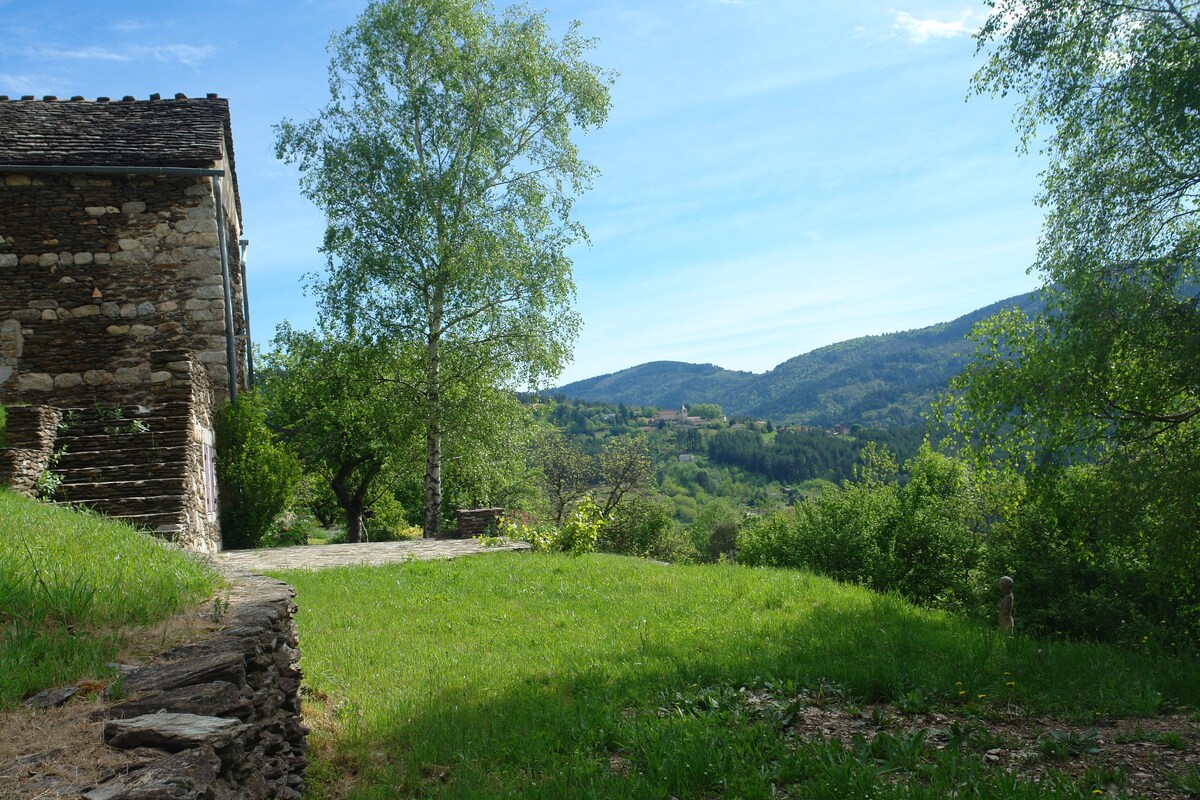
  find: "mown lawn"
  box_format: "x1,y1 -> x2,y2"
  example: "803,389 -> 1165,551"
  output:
274,553 -> 1199,799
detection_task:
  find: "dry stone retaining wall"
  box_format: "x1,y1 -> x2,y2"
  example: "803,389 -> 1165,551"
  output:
85,575 -> 307,799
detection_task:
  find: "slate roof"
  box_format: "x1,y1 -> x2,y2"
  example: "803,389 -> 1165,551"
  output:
0,94 -> 233,168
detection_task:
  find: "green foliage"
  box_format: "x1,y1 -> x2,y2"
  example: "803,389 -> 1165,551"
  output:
276,0 -> 612,536
364,492 -> 423,542
532,428 -> 592,525
0,491 -> 219,705
979,464 -> 1198,646
686,498 -> 742,561
936,0 -> 1200,645
557,496 -> 604,555
215,392 -> 301,550
599,494 -> 696,562
265,326 -> 424,543
688,403 -> 723,420
262,508 -> 322,548
738,443 -> 980,612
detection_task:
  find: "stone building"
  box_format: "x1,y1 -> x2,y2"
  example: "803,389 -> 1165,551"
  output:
0,93 -> 253,552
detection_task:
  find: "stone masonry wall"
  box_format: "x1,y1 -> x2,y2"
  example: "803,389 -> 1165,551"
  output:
86,575 -> 307,799
0,404 -> 61,494
161,349 -> 222,552
0,171 -> 245,408
0,350 -> 222,552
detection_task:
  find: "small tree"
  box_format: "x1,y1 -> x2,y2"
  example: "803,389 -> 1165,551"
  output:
264,325 -> 424,543
215,392 -> 300,549
534,428 -> 592,526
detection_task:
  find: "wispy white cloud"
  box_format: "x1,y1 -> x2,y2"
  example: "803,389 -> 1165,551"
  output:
111,19 -> 161,34
24,45 -> 129,62
892,9 -> 978,43
144,44 -> 216,66
0,72 -> 50,94
22,42 -> 217,67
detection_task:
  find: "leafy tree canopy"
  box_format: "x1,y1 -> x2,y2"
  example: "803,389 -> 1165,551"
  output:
276,0 -> 612,535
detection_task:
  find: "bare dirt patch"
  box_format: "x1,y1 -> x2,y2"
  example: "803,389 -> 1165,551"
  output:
777,700 -> 1200,798
0,601 -> 223,799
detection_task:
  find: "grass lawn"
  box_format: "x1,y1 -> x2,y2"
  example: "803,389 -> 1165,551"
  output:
274,553 -> 1199,799
0,490 -> 221,706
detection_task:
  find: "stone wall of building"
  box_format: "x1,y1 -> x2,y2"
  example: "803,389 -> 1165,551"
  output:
0,171 -> 245,408
159,349 -> 222,552
0,349 -> 222,552
0,404 -> 61,494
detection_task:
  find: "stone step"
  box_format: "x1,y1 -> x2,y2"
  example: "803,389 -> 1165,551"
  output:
65,494 -> 192,517
117,512 -> 184,535
56,444 -> 190,464
58,477 -> 187,499
51,463 -> 188,483
56,429 -> 190,449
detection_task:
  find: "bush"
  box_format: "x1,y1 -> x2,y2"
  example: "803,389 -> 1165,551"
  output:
737,444 -> 980,613
365,492 -> 422,541
686,499 -> 742,562
601,495 -> 696,562
501,498 -> 606,556
216,392 -> 301,549
558,496 -> 604,555
262,508 -> 321,548
978,464 -> 1191,646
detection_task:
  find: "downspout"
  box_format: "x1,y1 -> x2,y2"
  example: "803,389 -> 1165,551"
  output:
239,239 -> 255,390
213,175 -> 239,405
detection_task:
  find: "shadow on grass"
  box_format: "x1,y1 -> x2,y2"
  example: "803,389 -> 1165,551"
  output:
279,554 -> 1197,799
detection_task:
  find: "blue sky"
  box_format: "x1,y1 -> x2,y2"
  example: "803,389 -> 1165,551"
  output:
2,0 -> 1045,385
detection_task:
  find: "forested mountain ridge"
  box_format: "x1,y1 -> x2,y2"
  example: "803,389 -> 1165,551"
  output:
556,292 -> 1042,426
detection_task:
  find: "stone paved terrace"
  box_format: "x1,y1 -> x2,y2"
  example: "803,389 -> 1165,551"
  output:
209,537 -> 531,576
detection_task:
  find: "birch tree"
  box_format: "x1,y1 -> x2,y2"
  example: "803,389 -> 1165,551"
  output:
276,0 -> 612,535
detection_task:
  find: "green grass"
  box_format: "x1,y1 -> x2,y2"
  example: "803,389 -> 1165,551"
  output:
273,553 -> 1199,799
0,490 -> 220,706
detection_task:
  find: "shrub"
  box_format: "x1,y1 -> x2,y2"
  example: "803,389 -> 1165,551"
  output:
365,492 -> 422,541
686,499 -> 742,562
978,464 -> 1190,646
501,499 -> 606,556
216,392 -> 301,549
601,495 -> 696,562
737,444 -> 980,613
558,496 -> 604,555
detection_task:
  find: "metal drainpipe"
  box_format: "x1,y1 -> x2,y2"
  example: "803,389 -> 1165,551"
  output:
213,175 -> 239,405
239,239 -> 254,390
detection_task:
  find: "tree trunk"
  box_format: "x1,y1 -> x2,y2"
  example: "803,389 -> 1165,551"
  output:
344,503 -> 364,544
424,295 -> 444,538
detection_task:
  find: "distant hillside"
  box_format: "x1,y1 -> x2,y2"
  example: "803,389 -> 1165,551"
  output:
556,292 -> 1041,426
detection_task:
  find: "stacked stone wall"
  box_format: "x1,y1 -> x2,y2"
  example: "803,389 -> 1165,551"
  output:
454,507 -> 505,538
157,349 -> 222,552
0,171 -> 245,407
85,575 -> 307,799
0,404 -> 61,494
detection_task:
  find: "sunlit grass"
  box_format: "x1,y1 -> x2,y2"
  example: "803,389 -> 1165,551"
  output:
0,490 -> 220,705
275,553 -> 1198,798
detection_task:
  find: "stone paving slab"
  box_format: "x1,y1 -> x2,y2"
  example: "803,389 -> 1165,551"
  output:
209,538 -> 531,576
